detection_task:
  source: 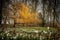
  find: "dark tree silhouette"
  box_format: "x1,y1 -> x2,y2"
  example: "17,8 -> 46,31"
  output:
0,0 -> 2,25
2,0 -> 11,27
42,0 -> 60,27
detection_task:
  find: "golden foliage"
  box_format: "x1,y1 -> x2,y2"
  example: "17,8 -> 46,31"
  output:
12,3 -> 42,24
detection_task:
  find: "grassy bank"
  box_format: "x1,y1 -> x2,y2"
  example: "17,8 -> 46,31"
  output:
0,27 -> 60,40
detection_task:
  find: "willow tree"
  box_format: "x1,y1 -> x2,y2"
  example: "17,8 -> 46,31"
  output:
11,2 -> 42,27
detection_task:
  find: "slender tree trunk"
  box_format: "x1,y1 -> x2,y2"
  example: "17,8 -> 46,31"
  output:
0,0 -> 2,27
53,0 -> 56,27
42,0 -> 46,27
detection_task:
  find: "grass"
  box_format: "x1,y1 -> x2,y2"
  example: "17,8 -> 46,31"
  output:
0,27 -> 57,32
0,26 -> 59,40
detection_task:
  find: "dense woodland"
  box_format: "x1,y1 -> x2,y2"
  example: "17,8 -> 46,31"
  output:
1,0 -> 60,27
0,0 -> 60,40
